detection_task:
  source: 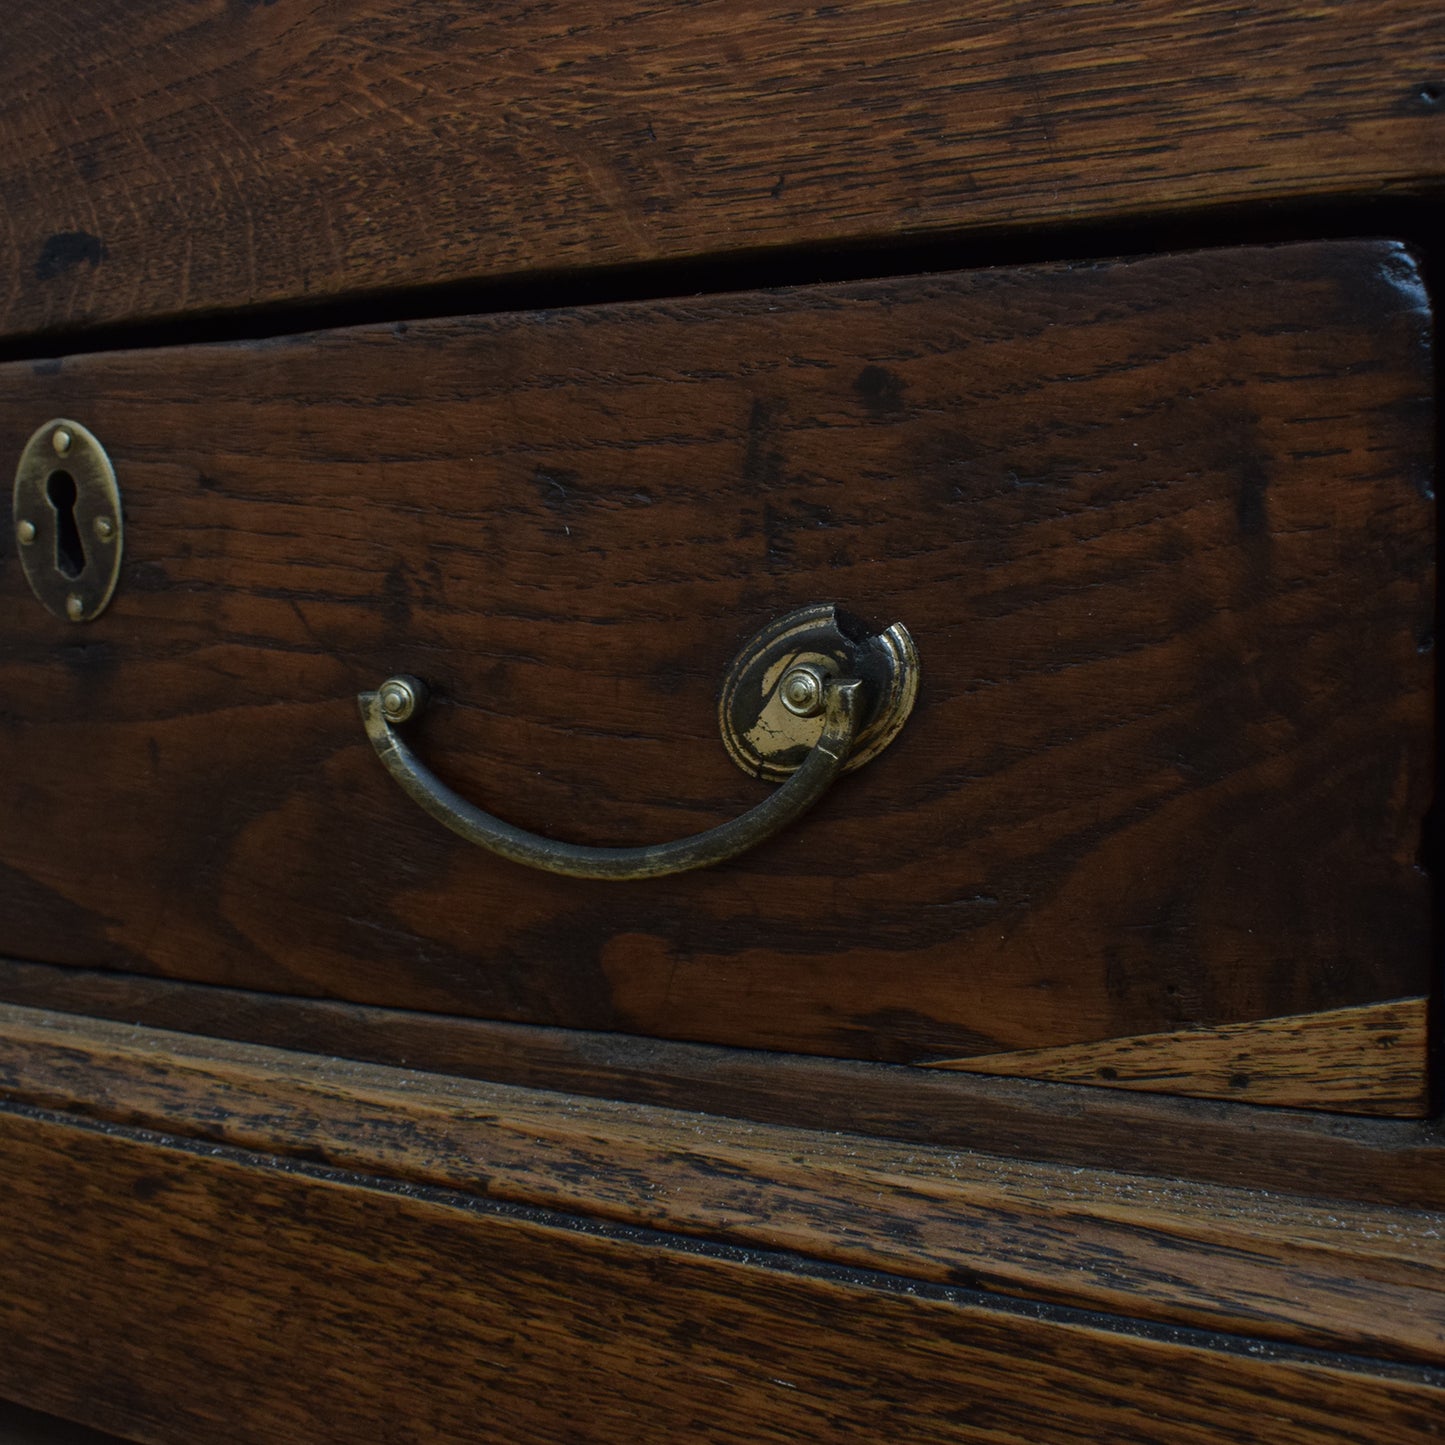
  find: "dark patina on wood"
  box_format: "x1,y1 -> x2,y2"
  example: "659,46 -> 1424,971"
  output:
0,241 -> 1433,1107
0,0 -> 1441,336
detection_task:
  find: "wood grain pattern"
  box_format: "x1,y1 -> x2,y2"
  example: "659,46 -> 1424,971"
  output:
926,997 -> 1430,1114
4,958 -> 1443,1211
0,242 -> 1433,1104
0,0 -> 1442,337
2,1104 -> 1444,1444
1,1003 -> 1442,1367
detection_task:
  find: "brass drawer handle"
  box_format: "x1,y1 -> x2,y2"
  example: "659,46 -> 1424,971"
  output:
360,671 -> 860,880
358,604 -> 918,881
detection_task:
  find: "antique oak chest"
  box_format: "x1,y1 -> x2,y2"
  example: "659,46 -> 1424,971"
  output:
0,3 -> 1441,1441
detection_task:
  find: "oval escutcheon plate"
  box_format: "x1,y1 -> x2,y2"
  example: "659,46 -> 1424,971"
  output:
719,603 -> 919,782
12,418 -> 123,624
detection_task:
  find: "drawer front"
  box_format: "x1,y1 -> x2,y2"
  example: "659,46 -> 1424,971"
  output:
0,241 -> 1433,1113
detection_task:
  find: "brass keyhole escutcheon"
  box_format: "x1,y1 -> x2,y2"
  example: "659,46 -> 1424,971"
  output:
12,419 -> 123,623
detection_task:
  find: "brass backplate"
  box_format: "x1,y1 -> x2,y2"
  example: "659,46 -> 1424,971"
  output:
12,419 -> 123,623
719,603 -> 919,781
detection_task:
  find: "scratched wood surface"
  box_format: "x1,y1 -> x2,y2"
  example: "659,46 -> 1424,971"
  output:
4,959 -> 1443,1210
0,241 -> 1434,1106
2,1003 -> 1442,1367
0,0 -> 1442,338
2,1104 -> 1444,1444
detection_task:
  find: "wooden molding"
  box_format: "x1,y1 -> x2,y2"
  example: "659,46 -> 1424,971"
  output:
1,958 -> 1440,1211
4,1104 -> 1443,1444
0,1002 -> 1442,1370
924,998 -> 1431,1115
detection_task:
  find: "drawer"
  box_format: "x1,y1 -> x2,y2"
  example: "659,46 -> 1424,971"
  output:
0,240 -> 1433,1114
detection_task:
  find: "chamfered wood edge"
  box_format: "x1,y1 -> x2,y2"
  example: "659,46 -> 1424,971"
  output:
0,959 -> 1438,1210
1,1101 -> 1442,1445
0,1001 -> 1442,1368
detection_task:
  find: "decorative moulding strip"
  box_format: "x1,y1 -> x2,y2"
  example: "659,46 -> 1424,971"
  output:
0,1001 -> 1442,1367
0,959 -> 1440,1212
5,1106 -> 1444,1444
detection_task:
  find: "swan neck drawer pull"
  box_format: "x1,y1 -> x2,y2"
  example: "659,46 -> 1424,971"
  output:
358,603 -> 918,881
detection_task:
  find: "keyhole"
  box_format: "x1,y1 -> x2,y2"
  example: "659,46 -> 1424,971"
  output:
46,470 -> 86,578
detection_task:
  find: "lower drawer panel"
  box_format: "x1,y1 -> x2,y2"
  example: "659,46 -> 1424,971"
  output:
0,240 -> 1434,1112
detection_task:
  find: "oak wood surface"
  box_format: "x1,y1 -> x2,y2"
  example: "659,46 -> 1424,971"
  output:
926,997 -> 1429,1114
2,1102 -> 1444,1444
1,1002 -> 1441,1367
0,0 -> 1442,338
0,242 -> 1433,1104
3,958 -> 1442,1211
